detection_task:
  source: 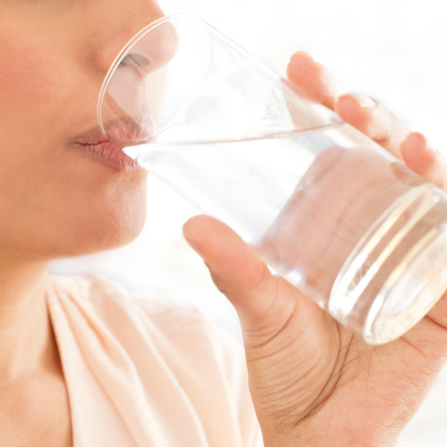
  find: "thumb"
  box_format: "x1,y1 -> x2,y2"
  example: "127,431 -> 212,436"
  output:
182,215 -> 298,330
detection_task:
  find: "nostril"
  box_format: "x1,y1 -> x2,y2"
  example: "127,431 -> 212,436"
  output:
129,54 -> 150,67
119,54 -> 150,69
117,54 -> 152,82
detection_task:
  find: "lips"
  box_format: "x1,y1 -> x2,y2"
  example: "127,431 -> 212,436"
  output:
73,139 -> 143,172
70,120 -> 152,172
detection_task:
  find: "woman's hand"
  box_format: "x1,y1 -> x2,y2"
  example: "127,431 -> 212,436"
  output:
182,52 -> 447,447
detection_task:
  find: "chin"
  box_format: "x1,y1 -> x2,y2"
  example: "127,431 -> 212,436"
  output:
89,207 -> 147,254
70,201 -> 148,257
36,185 -> 149,260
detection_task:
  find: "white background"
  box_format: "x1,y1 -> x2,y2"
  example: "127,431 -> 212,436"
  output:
50,0 -> 447,444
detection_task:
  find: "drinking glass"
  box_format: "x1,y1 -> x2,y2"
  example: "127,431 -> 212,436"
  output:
97,13 -> 447,345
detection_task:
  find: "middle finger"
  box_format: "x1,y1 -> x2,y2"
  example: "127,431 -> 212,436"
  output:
335,93 -> 412,162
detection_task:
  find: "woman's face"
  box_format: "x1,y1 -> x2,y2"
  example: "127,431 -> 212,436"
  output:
0,0 -> 167,260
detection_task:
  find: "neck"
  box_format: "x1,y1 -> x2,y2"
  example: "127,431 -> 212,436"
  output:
0,257 -> 52,382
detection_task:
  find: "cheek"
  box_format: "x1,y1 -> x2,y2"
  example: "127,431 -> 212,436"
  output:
0,23 -> 150,259
0,24 -> 79,159
0,33 -> 51,132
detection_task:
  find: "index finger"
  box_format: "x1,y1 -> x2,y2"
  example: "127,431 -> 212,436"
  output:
287,52 -> 338,110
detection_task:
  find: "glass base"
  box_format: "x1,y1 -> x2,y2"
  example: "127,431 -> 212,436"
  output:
329,184 -> 447,345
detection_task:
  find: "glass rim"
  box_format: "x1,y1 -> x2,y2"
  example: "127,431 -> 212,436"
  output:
96,12 -> 205,136
97,12 -> 341,148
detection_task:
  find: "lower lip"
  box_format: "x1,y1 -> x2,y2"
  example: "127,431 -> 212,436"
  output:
72,141 -> 144,172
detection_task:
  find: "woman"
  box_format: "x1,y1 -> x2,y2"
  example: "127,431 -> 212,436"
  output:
1,1 -> 447,446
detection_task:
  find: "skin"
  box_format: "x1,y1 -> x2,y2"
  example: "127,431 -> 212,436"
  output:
1,1 -> 447,446
0,1 -> 164,445
184,52 -> 447,446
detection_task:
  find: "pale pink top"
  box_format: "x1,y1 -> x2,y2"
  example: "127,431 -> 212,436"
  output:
46,274 -> 263,447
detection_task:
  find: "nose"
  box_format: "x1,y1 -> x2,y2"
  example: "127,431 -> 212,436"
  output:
94,2 -> 176,76
118,21 -> 180,80
98,13 -> 180,143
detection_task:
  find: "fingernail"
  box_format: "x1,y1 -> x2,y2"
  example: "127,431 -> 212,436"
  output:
185,238 -> 202,255
424,137 -> 439,155
351,93 -> 377,108
407,132 -> 427,147
290,51 -> 313,65
406,132 -> 441,157
407,132 -> 433,152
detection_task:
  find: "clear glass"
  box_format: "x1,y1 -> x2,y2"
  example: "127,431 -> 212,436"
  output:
98,13 -> 447,345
